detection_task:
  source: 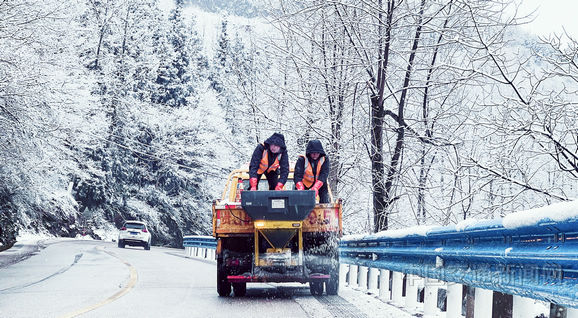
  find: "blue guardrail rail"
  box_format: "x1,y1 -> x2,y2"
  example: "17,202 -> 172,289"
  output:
340,218 -> 578,308
183,236 -> 217,249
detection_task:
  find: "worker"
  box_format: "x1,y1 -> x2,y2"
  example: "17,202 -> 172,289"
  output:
249,133 -> 289,191
294,140 -> 330,203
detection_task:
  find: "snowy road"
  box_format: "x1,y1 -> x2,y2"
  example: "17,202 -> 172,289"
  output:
0,239 -> 410,318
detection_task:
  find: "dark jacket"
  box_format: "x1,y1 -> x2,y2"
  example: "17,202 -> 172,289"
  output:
294,140 -> 330,187
249,133 -> 290,184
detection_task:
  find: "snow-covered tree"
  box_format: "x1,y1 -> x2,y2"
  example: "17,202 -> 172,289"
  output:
153,0 -> 205,108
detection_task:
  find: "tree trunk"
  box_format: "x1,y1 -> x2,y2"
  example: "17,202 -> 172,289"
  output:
380,0 -> 425,231
370,0 -> 394,232
371,94 -> 387,231
417,5 -> 451,223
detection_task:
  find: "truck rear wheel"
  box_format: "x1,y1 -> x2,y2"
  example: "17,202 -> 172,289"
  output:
233,282 -> 246,297
326,264 -> 339,295
217,279 -> 231,297
217,257 -> 231,297
326,277 -> 338,295
309,281 -> 324,296
217,271 -> 231,296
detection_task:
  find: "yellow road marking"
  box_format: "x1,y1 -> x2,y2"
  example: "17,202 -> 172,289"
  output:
60,248 -> 138,318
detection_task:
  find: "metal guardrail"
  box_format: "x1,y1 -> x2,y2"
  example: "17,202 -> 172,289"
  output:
183,235 -> 217,249
340,218 -> 578,309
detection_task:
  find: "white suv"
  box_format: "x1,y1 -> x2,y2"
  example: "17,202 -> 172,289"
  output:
118,221 -> 152,250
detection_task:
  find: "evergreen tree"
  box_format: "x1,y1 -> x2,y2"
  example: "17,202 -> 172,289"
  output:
153,0 -> 205,108
210,18 -> 230,93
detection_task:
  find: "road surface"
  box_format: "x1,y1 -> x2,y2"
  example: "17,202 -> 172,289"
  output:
0,239 -> 409,318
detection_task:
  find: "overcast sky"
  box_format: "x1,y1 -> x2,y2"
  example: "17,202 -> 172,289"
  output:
518,0 -> 578,38
159,1 -> 578,39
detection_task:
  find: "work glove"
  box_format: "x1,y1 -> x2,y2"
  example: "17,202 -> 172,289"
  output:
274,182 -> 284,191
295,182 -> 305,190
311,180 -> 323,197
249,177 -> 258,191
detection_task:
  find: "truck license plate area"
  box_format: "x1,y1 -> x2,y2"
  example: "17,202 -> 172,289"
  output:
271,199 -> 285,209
259,249 -> 293,266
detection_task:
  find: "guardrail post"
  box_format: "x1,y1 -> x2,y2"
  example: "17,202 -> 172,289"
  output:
473,287 -> 493,318
368,267 -> 379,294
405,274 -> 418,311
378,269 -> 390,300
358,266 -> 368,291
446,282 -> 463,318
339,263 -> 348,289
424,278 -> 440,317
348,265 -> 358,288
512,295 -> 540,318
392,271 -> 404,304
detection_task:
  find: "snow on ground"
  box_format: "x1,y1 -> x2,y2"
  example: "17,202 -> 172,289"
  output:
16,231 -> 55,243
92,225 -> 118,242
338,288 -> 413,318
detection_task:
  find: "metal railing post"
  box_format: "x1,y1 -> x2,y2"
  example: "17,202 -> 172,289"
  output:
379,269 -> 390,300
358,266 -> 368,291
474,287 -> 493,318
446,282 -> 462,318
392,271 -> 404,304
339,263 -> 348,289
424,278 -> 439,317
368,267 -> 379,294
512,295 -> 539,318
405,274 -> 419,311
348,264 -> 358,288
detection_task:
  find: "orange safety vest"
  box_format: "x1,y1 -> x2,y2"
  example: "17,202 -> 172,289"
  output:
257,145 -> 282,174
300,155 -> 325,188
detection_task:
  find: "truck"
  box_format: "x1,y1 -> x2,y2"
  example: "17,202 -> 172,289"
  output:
212,167 -> 343,297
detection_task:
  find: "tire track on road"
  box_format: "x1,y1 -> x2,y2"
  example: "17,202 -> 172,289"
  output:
59,248 -> 138,318
294,294 -> 370,318
314,295 -> 369,318
0,253 -> 83,292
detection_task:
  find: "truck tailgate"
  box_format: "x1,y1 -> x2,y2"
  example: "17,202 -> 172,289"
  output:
213,203 -> 342,235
